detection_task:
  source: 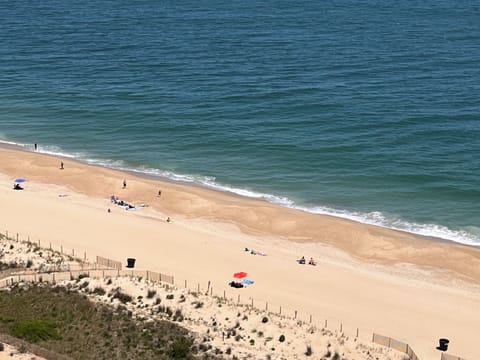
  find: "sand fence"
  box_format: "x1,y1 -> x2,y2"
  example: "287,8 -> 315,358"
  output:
0,230 -> 468,360
373,333 -> 419,360
441,353 -> 467,360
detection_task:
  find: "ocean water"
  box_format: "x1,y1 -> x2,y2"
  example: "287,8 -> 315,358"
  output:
0,0 -> 479,245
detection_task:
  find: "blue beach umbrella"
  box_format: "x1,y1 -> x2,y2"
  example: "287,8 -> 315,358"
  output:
240,279 -> 254,286
14,178 -> 26,183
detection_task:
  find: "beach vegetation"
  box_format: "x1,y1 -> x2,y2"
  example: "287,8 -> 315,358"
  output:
262,316 -> 269,323
12,319 -> 60,342
173,309 -> 184,322
166,294 -> 174,300
305,344 -> 313,356
193,301 -> 204,309
0,284 -> 216,359
92,287 -> 106,296
112,290 -> 132,304
147,289 -> 156,298
0,342 -> 4,351
279,334 -> 285,342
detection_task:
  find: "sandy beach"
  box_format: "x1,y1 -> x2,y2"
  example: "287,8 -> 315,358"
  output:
1,145 -> 479,360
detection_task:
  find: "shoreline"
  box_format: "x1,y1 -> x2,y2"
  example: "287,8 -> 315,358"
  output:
3,139 -> 478,248
1,144 -> 480,359
2,143 -> 480,282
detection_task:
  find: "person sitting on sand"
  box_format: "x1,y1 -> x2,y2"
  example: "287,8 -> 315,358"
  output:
298,256 -> 306,264
229,281 -> 244,288
308,257 -> 316,266
13,183 -> 23,190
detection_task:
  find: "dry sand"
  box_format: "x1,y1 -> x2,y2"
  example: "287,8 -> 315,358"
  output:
1,145 -> 479,359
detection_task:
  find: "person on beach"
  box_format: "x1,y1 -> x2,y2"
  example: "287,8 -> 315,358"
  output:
123,179 -> 126,189
158,190 -> 162,197
298,256 -> 306,264
60,161 -> 64,170
34,143 -> 37,151
308,257 -> 316,266
166,217 -> 171,223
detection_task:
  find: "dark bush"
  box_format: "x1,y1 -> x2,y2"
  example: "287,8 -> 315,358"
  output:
113,291 -> 132,304
279,334 -> 285,342
168,337 -> 192,359
262,316 -> 268,323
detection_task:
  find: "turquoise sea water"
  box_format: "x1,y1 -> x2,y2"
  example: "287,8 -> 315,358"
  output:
1,0 -> 479,245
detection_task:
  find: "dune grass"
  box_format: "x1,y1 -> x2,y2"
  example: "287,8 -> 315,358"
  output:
0,283 -> 217,360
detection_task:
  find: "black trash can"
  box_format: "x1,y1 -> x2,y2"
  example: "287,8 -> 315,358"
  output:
126,258 -> 136,268
437,338 -> 449,351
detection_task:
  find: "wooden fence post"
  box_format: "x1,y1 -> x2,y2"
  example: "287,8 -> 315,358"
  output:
356,328 -> 359,337
340,323 -> 343,332
237,294 -> 240,304
16,233 -> 19,242
251,298 -> 253,307
279,306 -> 282,315
265,302 -> 268,311
223,290 -> 226,299
294,310 -> 297,319
325,319 -> 327,328
309,315 -> 312,323
61,245 -> 63,254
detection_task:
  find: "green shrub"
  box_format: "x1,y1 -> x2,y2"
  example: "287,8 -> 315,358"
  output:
12,320 -> 60,342
113,291 -> 132,304
167,337 -> 192,359
305,345 -> 312,356
93,287 -> 106,296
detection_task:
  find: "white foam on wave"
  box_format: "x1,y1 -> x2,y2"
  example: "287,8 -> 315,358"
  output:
3,139 -> 478,246
297,206 -> 480,246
